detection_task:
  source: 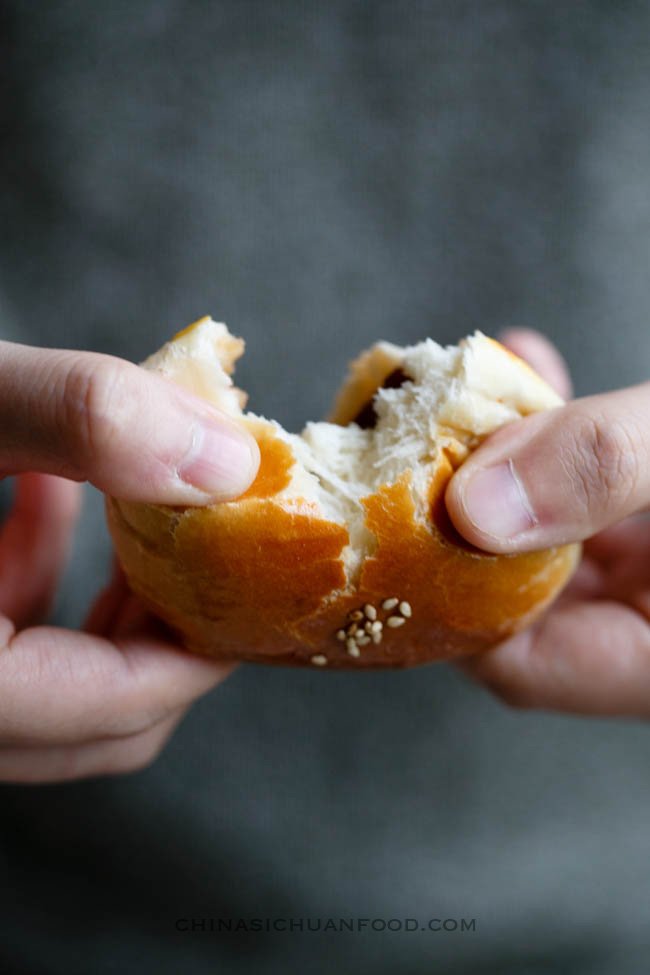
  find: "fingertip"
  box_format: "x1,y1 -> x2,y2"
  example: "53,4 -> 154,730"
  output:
175,417 -> 261,504
107,593 -> 238,696
83,561 -> 131,637
444,468 -> 481,549
114,629 -> 238,706
444,464 -> 521,554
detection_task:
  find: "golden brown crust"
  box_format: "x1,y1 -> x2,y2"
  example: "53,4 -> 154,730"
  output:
238,417 -> 295,500
328,342 -> 403,426
172,316 -> 244,376
106,421 -> 580,668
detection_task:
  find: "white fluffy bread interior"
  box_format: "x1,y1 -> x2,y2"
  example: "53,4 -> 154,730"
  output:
143,318 -> 562,583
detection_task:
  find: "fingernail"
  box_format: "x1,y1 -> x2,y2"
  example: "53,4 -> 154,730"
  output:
462,460 -> 537,539
178,420 -> 259,499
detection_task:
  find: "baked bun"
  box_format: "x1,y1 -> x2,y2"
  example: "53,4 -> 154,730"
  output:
105,318 -> 580,668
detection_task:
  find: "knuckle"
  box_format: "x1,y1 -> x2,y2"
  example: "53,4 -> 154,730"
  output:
562,412 -> 638,517
60,355 -> 132,465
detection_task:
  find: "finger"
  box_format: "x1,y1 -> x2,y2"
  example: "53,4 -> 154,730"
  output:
85,579 -> 185,647
559,556 -> 605,600
0,340 -> 259,504
0,623 -> 235,745
446,383 -> 650,552
581,515 -> 650,566
458,599 -> 650,717
0,473 -> 82,626
0,708 -> 186,783
498,328 -> 573,400
82,559 -> 130,636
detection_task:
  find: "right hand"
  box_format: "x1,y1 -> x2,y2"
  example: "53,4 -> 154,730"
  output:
447,329 -> 650,718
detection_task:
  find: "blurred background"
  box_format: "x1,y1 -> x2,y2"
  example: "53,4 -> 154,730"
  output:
1,1 -> 649,972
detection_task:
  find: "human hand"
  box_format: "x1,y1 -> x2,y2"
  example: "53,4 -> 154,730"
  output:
446,329 -> 650,717
0,339 -> 260,782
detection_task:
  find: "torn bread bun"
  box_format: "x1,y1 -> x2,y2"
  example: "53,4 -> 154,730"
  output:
105,317 -> 580,669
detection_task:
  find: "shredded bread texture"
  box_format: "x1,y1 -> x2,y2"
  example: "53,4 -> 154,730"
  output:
143,317 -> 562,584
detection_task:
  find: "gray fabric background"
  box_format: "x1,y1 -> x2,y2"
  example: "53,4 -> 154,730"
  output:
1,1 -> 649,972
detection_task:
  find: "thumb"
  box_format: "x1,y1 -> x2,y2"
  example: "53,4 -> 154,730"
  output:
0,340 -> 260,504
446,383 -> 649,552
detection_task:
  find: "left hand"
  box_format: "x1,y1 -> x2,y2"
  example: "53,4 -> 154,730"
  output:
0,339 -> 259,782
0,473 -> 235,782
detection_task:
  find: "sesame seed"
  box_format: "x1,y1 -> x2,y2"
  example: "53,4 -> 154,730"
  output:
336,630 -> 346,641
346,638 -> 358,655
364,620 -> 374,634
348,609 -> 364,622
372,632 -> 383,644
346,622 -> 359,637
387,615 -> 406,628
347,644 -> 361,658
371,620 -> 383,633
356,634 -> 371,646
382,597 -> 398,611
399,601 -> 412,618
364,604 -> 377,621
311,654 -> 328,666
